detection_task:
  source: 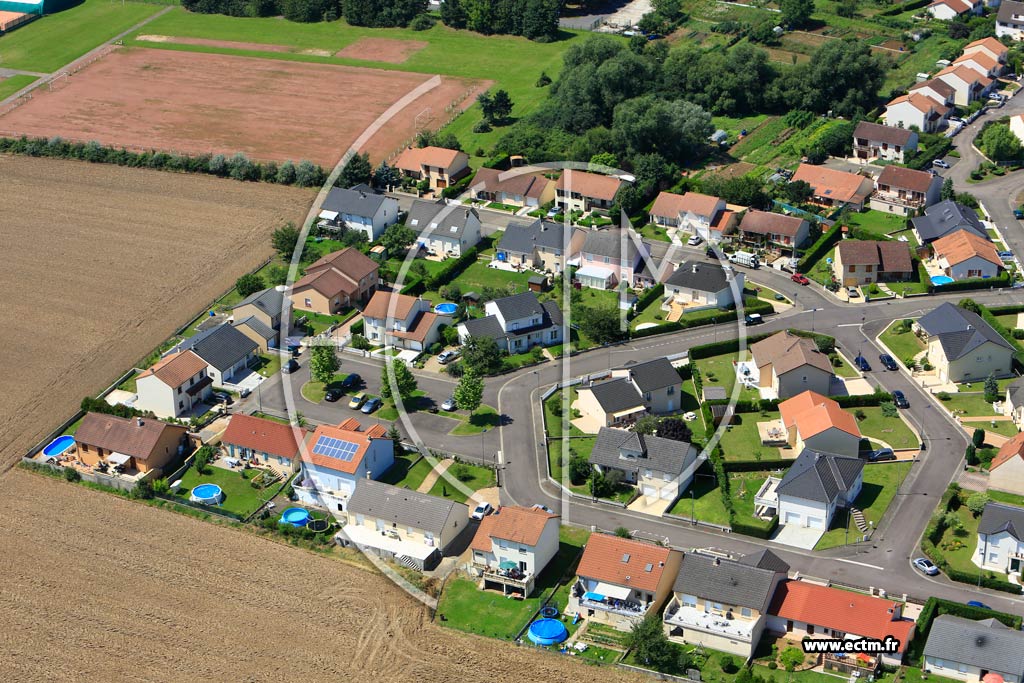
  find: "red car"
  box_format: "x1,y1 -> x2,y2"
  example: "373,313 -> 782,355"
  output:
791,273 -> 810,285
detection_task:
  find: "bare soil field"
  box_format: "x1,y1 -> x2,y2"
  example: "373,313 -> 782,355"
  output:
336,37 -> 429,64
0,155 -> 313,467
0,47 -> 482,166
0,468 -> 642,682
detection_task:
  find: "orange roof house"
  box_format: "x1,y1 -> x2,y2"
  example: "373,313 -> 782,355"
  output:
221,413 -> 308,463
292,417 -> 396,508
988,433 -> 1024,496
556,170 -> 623,212
778,390 -> 862,457
290,247 -> 379,315
962,37 -> 1008,64
932,230 -> 1002,280
791,164 -> 875,210
137,350 -> 208,389
469,506 -> 561,593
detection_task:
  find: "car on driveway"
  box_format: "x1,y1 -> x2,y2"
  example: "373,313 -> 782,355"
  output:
341,373 -> 361,389
283,359 -> 299,374
324,388 -> 342,402
854,355 -> 872,372
361,397 -> 382,414
471,502 -> 494,521
1015,209 -> 1024,219
933,159 -> 951,169
441,396 -> 457,412
212,391 -> 233,405
438,349 -> 460,365
348,392 -> 366,410
869,448 -> 896,462
879,354 -> 898,371
687,234 -> 703,246
846,286 -> 860,298
791,273 -> 810,285
893,390 -> 909,409
913,557 -> 940,576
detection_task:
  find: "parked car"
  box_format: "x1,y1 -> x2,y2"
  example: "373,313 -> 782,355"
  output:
283,359 -> 299,374
687,234 -> 703,246
238,387 -> 252,399
791,273 -> 810,285
966,600 -> 991,610
854,355 -> 872,372
879,354 -> 898,371
893,390 -> 910,409
846,286 -> 860,298
324,388 -> 342,402
441,396 -> 457,411
933,159 -> 951,169
913,557 -> 940,576
706,247 -> 718,259
870,448 -> 896,462
340,373 -> 360,389
438,349 -> 460,365
532,504 -> 554,513
744,313 -> 764,325
348,392 -> 366,410
212,391 -> 233,405
361,397 -> 382,414
471,502 -> 494,521
1014,209 -> 1024,219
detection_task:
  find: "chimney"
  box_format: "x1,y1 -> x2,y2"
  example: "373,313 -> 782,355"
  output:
541,222 -> 548,232
692,263 -> 698,274
713,557 -> 720,566
136,417 -> 144,427
359,191 -> 366,198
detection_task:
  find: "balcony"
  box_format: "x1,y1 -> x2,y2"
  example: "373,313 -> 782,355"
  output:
664,602 -> 757,641
754,477 -> 781,516
480,566 -> 532,589
872,191 -> 925,209
574,582 -> 649,617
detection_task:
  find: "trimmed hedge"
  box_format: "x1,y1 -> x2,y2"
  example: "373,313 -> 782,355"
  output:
723,459 -> 792,472
350,319 -> 365,335
707,393 -> 892,411
633,283 -> 665,317
422,234 -> 496,291
689,328 -> 836,359
631,297 -> 775,339
798,221 -> 843,273
731,516 -> 779,539
908,597 -> 1022,665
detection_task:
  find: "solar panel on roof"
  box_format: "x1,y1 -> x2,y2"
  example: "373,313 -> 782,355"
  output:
313,435 -> 359,462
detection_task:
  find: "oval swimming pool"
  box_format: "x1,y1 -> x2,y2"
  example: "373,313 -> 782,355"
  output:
42,435 -> 75,457
190,483 -> 224,505
434,302 -> 458,315
930,275 -> 955,286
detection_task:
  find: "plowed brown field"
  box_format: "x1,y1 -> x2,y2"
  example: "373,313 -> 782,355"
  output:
0,155 -> 313,467
0,469 -> 641,682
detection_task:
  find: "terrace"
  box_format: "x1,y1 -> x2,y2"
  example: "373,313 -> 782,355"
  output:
663,600 -> 758,641
478,565 -> 533,594
754,477 -> 782,519
573,581 -> 650,618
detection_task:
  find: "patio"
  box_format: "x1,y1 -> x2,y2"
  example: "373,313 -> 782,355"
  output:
757,419 -> 789,447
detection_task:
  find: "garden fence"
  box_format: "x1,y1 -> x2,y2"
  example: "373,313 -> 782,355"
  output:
20,457 -> 140,492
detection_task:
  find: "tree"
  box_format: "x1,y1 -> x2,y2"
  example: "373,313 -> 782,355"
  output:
835,0 -> 858,18
461,335 -> 506,375
379,223 -> 417,256
782,179 -> 813,205
949,21 -> 971,40
656,417 -> 692,443
633,415 -> 660,435
589,151 -> 618,169
780,646 -> 805,671
235,273 -> 264,298
568,453 -> 592,485
941,177 -> 955,201
309,344 -> 340,385
342,0 -> 426,27
276,160 -> 297,185
373,161 -> 401,190
478,89 -> 515,125
981,123 -> 1023,161
780,0 -> 814,28
194,445 -> 214,475
626,615 -> 686,673
973,427 -> 986,448
439,0 -> 467,28
965,444 -> 978,466
380,358 -> 418,401
338,151 -> 372,187
943,510 -> 965,533
985,372 -> 1000,403
387,422 -> 402,443
295,160 -> 323,187
958,298 -> 982,314
577,305 -> 627,344
272,222 -> 301,258
454,370 -> 484,412
966,492 -> 991,517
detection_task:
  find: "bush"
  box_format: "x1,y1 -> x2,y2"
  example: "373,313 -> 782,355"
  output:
768,662 -> 778,670
473,120 -> 493,133
854,408 -> 867,421
409,12 -> 434,30
881,401 -> 898,418
63,466 -> 81,483
966,492 -> 990,516
972,428 -> 986,448
351,334 -> 372,351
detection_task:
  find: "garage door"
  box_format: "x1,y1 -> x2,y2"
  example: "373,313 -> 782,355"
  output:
807,516 -> 825,530
784,511 -> 801,525
642,485 -> 657,497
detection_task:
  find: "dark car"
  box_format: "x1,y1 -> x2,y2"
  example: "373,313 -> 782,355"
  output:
706,247 -> 718,259
893,390 -> 909,409
324,388 -> 342,402
1015,209 -> 1024,219
282,359 -> 299,374
341,373 -> 361,389
854,355 -> 872,372
967,600 -> 991,610
870,448 -> 897,462
879,354 -> 898,371
361,397 -> 382,414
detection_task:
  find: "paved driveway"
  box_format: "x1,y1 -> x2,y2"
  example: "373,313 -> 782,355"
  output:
772,524 -> 824,550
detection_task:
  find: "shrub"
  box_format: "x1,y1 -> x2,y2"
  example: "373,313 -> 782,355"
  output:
614,526 -> 632,538
409,13 -> 434,30
966,492 -> 990,517
473,120 -> 492,133
854,408 -> 867,421
881,401 -> 898,418
937,391 -> 951,401
450,463 -> 473,482
973,428 -> 986,448
351,334 -> 372,351
768,662 -> 778,670
63,467 -> 81,483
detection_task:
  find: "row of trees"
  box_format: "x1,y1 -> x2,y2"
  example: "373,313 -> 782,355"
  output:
181,0 -> 426,25
440,0 -> 561,42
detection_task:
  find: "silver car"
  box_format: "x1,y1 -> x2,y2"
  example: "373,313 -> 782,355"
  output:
441,397 -> 457,411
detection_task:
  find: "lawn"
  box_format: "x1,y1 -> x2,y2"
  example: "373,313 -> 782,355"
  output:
427,461 -> 496,503
547,437 -> 597,492
422,261 -> 534,303
117,371 -> 139,394
879,320 -> 925,366
300,372 -> 350,403
0,0 -> 162,72
296,309 -> 355,336
937,392 -> 997,419
253,352 -> 282,378
935,503 -> 981,575
449,404 -> 500,436
845,210 -> 912,241
815,461 -> 908,550
0,74 -> 36,100
856,406 -> 918,449
172,463 -> 271,517
832,353 -> 859,378
638,222 -> 671,243
544,388 -> 585,438
379,452 -> 433,490
718,411 -> 780,462
669,473 -> 729,526
695,351 -> 760,401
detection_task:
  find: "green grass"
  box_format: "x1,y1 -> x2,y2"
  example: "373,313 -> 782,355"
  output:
845,210 -> 912,240
253,352 -> 282,378
833,354 -> 859,378
62,415 -> 85,436
695,351 -> 760,401
815,461 -> 908,550
0,0 -> 162,72
449,404 -> 500,435
295,309 -> 353,336
544,388 -> 585,438
901,667 -> 964,683
117,371 -> 139,394
251,411 -> 290,425
427,461 -> 495,503
0,74 -> 37,100
638,221 -> 672,243
856,406 -> 918,449
879,320 -> 925,366
938,392 -> 998,419
172,464 -> 270,517
935,504 -> 980,574
300,373 -> 349,403
670,474 -> 729,525
718,412 -> 780,461
547,437 -> 637,503
379,452 -> 433,490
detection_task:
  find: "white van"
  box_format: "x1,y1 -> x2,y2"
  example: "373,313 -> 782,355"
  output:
729,251 -> 760,269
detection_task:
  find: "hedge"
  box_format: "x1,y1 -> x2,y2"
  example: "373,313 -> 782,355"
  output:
931,271 -> 1012,294
798,221 -> 843,273
834,392 -> 894,408
908,597 -> 1022,664
706,393 -> 891,411
400,276 -> 426,296
731,516 -> 779,539
630,297 -> 774,339
441,173 -> 474,200
633,283 -> 665,317
723,459 -> 792,472
907,137 -> 953,171
422,234 -> 496,291
350,319 -> 364,335
877,0 -> 930,15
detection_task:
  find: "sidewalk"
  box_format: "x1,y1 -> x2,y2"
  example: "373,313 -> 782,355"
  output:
416,458 -> 453,493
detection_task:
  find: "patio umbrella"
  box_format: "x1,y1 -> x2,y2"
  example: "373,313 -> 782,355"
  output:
498,560 -> 518,570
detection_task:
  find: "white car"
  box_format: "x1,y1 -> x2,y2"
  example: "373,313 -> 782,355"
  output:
687,234 -> 703,246
471,502 -> 494,520
933,159 -> 951,169
441,397 -> 457,411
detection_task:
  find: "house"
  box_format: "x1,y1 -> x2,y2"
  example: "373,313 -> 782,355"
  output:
962,37 -> 1009,66
911,200 -> 989,245
555,170 -> 623,214
773,449 -> 865,530
934,65 -> 992,106
975,501 -> 1024,576
362,291 -> 449,351
663,550 -> 790,658
931,229 -> 1003,281
749,331 -> 835,399
471,167 -> 555,209
292,418 -> 394,512
954,50 -> 1004,80
74,412 -> 189,475
853,121 -> 919,164
663,261 -> 744,312
568,533 -> 683,631
134,350 -> 213,419
885,92 -> 950,133
469,505 -> 560,596
870,165 -> 942,216
587,427 -> 702,502
737,210 -> 810,256
767,580 -> 915,667
340,479 -> 468,571
1012,114 -> 1024,144
791,164 -> 875,211
182,323 -> 258,386
576,357 -> 684,427
456,291 -> 563,353
910,78 -> 957,110
1005,377 -> 1024,431
924,614 -> 1024,683
405,199 -> 482,258
648,192 -> 736,242
576,228 -> 648,289
221,413 -> 306,472
998,0 -> 1024,39
915,302 -> 1015,383
833,240 -> 915,287
778,390 -> 863,458
989,432 -> 1024,495
316,185 -> 399,242
290,247 -> 379,315
232,286 -> 288,338
928,0 -> 982,20
233,316 -> 276,353
394,146 -> 470,192
496,219 -> 585,275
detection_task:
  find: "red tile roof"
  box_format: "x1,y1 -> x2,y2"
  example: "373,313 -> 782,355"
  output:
222,414 -> 307,460
555,170 -> 623,201
877,165 -> 936,195
575,533 -> 674,593
136,350 -> 207,388
74,413 -> 186,461
394,146 -> 468,173
294,248 -> 378,298
304,419 -> 390,474
739,210 -> 807,238
769,581 -> 915,652
778,390 -> 861,439
363,290 -> 420,321
792,164 -> 872,205
470,505 -> 559,552
933,229 -> 1002,268
991,432 -> 1024,471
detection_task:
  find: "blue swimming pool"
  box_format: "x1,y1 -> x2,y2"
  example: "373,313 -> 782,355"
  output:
190,483 -> 224,505
527,618 -> 568,646
435,302 -> 458,315
931,275 -> 955,286
280,507 -> 311,527
42,435 -> 75,457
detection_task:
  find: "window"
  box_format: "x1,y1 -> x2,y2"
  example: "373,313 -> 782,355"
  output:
865,265 -> 873,273
712,602 -> 723,611
682,594 -> 697,608
667,386 -> 675,395
177,386 -> 182,395
848,265 -> 856,273
808,624 -> 815,635
189,377 -> 194,387
304,298 -> 312,307
604,256 -> 610,264
958,664 -> 968,674
355,514 -> 364,525
550,330 -> 558,340
933,659 -> 945,669
741,608 -> 752,618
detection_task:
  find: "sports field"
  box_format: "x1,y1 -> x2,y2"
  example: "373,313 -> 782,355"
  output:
0,47 -> 488,165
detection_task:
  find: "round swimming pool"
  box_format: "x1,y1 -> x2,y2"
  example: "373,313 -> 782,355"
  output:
280,507 -> 311,527
190,483 -> 224,505
527,618 -> 568,646
434,302 -> 458,315
539,605 -> 559,619
42,435 -> 75,457
930,275 -> 955,286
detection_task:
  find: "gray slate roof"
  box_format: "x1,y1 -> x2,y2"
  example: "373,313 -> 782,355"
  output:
493,291 -> 548,322
1007,377 -> 1024,406
346,479 -> 467,536
585,378 -> 645,414
910,200 -> 988,243
736,549 -> 791,574
665,261 -> 735,294
615,357 -> 680,392
998,0 -> 1024,23
924,614 -> 1024,678
917,302 -> 1014,361
406,199 -> 479,242
233,286 -> 284,319
322,185 -> 387,218
589,426 -> 699,477
498,219 -> 568,255
978,501 -> 1024,541
581,229 -> 641,261
673,552 -> 784,611
185,323 -> 259,372
233,315 -> 275,341
776,449 -> 864,505
461,293 -> 563,342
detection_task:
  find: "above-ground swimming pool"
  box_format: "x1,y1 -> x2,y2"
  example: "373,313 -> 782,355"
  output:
280,508 -> 311,527
930,275 -> 955,286
434,302 -> 458,315
527,618 -> 568,646
539,606 -> 559,619
42,435 -> 75,458
190,483 -> 224,505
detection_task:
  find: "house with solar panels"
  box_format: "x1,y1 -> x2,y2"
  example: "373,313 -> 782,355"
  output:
292,418 -> 393,511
